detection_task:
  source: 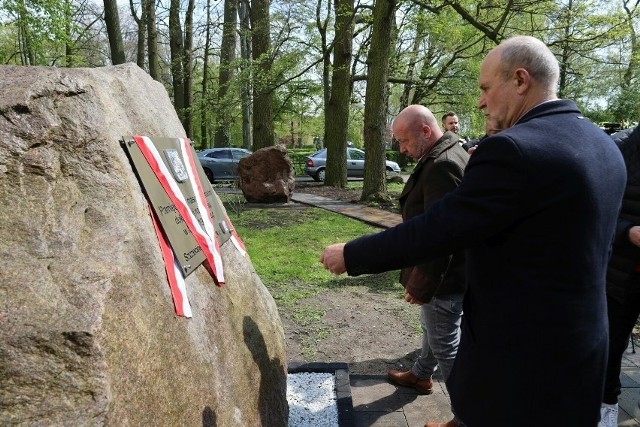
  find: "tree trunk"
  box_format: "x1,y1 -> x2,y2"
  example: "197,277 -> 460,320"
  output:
317,0 -> 331,150
130,0 -> 146,68
183,0 -> 195,137
146,0 -> 159,80
250,0 -> 274,150
214,0 -> 238,148
361,0 -> 395,202
103,0 -> 126,64
64,0 -> 74,67
239,0 -> 253,150
200,0 -> 212,148
169,0 -> 185,122
17,0 -> 35,65
323,0 -> 353,188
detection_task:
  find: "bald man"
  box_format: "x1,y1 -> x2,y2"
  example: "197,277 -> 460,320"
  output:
387,105 -> 468,406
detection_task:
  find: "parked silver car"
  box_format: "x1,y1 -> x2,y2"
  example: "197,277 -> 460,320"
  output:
197,147 -> 253,182
304,147 -> 401,182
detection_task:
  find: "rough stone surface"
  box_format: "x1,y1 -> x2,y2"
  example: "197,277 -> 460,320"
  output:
0,64 -> 287,426
238,146 -> 295,203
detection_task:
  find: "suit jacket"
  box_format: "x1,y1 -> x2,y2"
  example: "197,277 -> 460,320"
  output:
398,131 -> 468,302
343,100 -> 626,425
607,126 -> 640,303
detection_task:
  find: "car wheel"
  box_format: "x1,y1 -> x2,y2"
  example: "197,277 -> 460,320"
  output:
317,168 -> 326,182
204,168 -> 214,183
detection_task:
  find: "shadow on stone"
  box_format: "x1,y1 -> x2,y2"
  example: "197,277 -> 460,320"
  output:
243,316 -> 288,425
201,406 -> 216,427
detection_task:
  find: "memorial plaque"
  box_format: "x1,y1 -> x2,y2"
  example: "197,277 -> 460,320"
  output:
122,136 -> 233,277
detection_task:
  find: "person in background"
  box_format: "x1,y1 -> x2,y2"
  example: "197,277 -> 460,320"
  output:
462,116 -> 502,154
599,125 -> 640,427
441,111 -> 461,134
387,105 -> 468,403
319,35 -> 626,426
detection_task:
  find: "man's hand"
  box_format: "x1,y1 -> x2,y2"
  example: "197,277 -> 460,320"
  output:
404,291 -> 425,305
629,226 -> 640,247
320,243 -> 347,275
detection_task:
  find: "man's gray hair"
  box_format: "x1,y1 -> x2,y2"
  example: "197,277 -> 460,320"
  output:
499,36 -> 560,94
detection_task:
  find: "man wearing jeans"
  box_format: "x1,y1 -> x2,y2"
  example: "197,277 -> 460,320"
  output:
387,105 -> 469,397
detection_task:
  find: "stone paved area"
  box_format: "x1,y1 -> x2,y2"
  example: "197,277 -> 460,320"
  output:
291,190 -> 640,427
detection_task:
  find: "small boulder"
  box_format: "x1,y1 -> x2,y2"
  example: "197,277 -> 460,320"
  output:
238,146 -> 295,203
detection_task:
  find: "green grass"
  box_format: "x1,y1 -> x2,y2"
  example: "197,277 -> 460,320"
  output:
232,207 -> 400,302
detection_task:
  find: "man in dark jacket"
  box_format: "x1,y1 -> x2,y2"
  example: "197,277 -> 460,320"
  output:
387,105 -> 468,397
320,35 -> 626,426
600,125 -> 640,427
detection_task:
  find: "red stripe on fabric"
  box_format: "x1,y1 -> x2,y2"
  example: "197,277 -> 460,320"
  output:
180,138 -> 224,285
149,205 -> 185,316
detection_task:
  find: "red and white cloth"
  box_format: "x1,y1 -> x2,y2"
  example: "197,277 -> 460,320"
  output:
133,135 -> 230,316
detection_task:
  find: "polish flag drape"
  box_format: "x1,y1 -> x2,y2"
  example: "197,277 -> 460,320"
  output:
133,135 -> 224,285
134,135 -> 227,317
177,137 -> 225,283
149,205 -> 192,317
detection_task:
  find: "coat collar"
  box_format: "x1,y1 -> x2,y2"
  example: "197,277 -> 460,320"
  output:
515,99 -> 580,126
413,131 -> 463,173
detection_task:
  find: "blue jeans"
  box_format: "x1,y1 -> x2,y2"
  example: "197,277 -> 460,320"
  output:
411,292 -> 464,385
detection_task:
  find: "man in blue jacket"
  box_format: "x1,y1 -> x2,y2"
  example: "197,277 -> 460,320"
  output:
320,35 -> 626,426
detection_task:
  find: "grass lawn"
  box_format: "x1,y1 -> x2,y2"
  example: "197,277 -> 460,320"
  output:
230,206 -> 400,306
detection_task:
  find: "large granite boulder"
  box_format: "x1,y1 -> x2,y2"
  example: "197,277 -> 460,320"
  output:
238,146 -> 295,203
0,64 -> 288,426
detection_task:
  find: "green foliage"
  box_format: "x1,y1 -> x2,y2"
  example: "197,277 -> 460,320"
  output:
287,148 -> 316,175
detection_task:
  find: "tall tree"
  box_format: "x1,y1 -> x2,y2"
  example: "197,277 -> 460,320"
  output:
214,0 -> 238,147
250,0 -> 274,149
129,0 -> 145,67
145,0 -> 159,79
323,0 -> 354,187
183,0 -> 195,136
103,0 -> 126,64
169,0 -> 185,119
316,0 -> 332,139
361,0 -> 395,202
200,0 -> 213,148
239,0 -> 253,149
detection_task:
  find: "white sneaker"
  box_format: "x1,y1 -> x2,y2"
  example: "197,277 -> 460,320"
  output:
598,403 -> 618,427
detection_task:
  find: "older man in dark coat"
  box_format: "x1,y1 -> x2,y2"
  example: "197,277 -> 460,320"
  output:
320,36 -> 626,426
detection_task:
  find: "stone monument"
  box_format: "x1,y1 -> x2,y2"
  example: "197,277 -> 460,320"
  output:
0,64 -> 288,425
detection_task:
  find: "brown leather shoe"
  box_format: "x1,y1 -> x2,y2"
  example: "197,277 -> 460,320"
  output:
387,369 -> 433,394
425,419 -> 457,427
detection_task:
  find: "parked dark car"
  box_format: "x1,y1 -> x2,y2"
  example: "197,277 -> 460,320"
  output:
304,147 -> 401,182
197,147 -> 252,182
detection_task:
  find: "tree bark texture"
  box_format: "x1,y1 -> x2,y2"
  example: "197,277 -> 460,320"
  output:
239,0 -> 253,150
146,0 -> 159,80
214,0 -> 238,147
103,0 -> 126,64
169,0 -> 185,120
183,0 -> 195,137
250,0 -> 274,150
323,0 -> 353,188
361,0 -> 395,201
